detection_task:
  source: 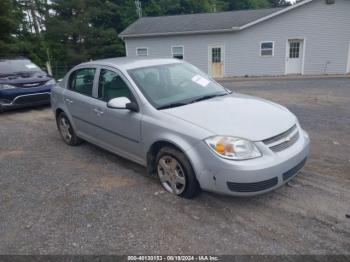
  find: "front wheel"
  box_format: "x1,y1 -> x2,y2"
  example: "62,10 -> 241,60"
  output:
156,147 -> 200,199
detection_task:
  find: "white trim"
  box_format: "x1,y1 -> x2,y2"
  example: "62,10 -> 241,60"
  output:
240,0 -> 313,30
125,40 -> 129,57
260,41 -> 275,57
136,47 -> 148,56
119,0 -> 313,39
284,40 -> 289,75
347,41 -> 350,73
208,44 -> 225,78
301,38 -> 306,75
171,45 -> 185,60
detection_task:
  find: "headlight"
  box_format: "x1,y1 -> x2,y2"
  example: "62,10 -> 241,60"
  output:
205,136 -> 262,160
46,79 -> 56,85
0,84 -> 16,90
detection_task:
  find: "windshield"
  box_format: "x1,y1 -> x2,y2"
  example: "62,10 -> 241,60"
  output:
128,62 -> 229,109
0,59 -> 42,75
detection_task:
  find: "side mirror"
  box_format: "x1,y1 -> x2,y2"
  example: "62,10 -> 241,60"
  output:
107,97 -> 139,112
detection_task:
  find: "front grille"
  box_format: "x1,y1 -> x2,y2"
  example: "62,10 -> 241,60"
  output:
283,157 -> 307,181
263,125 -> 297,144
13,81 -> 47,88
13,93 -> 50,105
263,124 -> 299,152
269,132 -> 300,152
227,177 -> 278,193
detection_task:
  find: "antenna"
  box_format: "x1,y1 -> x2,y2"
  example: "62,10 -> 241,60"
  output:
135,0 -> 142,18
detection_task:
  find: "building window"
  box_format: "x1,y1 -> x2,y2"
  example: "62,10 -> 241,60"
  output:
172,46 -> 184,59
212,47 -> 222,63
260,42 -> 274,56
136,47 -> 148,56
289,41 -> 300,58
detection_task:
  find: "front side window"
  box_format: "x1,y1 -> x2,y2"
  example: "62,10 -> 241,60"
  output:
172,46 -> 184,60
136,48 -> 148,56
98,69 -> 132,102
128,62 -> 228,109
69,68 -> 96,96
260,42 -> 274,56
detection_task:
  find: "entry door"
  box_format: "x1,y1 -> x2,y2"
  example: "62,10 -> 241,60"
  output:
209,46 -> 224,78
286,40 -> 303,74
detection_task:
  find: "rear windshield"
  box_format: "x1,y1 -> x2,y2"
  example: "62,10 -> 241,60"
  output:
0,59 -> 41,74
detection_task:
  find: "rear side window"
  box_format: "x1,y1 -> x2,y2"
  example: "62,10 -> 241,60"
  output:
69,68 -> 96,96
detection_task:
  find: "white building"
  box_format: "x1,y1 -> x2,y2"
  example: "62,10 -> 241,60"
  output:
120,0 -> 350,78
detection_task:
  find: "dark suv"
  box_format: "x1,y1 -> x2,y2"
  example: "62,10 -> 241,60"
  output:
0,57 -> 55,111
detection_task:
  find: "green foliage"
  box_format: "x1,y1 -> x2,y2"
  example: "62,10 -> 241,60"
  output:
45,0 -> 128,72
1,0 -> 291,77
0,0 -> 23,57
227,0 -> 271,10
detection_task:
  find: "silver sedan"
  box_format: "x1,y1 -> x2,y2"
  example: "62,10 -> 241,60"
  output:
51,58 -> 310,198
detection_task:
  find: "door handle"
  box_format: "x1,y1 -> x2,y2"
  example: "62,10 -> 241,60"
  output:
93,108 -> 104,116
65,98 -> 74,104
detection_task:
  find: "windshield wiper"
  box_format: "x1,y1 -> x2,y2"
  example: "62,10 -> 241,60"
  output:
157,102 -> 190,110
189,92 -> 229,104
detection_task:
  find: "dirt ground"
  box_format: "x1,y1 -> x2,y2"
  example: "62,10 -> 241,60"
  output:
0,77 -> 349,254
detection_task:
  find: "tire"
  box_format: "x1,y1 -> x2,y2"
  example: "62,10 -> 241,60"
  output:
156,146 -> 200,199
56,112 -> 83,146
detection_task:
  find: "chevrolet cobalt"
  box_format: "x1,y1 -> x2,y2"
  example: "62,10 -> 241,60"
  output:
51,58 -> 310,198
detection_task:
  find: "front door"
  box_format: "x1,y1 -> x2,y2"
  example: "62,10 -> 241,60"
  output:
286,40 -> 304,74
89,67 -> 143,164
209,46 -> 224,78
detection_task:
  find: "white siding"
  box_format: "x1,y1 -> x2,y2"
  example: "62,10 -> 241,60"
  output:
124,0 -> 350,77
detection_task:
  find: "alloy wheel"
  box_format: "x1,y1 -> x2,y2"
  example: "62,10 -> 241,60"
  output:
157,155 -> 186,195
59,117 -> 72,142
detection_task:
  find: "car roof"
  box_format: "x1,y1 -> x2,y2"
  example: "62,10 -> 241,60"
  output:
80,57 -> 182,70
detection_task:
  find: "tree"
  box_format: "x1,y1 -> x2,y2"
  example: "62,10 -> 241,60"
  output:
226,0 -> 270,10
0,0 -> 292,78
268,0 -> 291,7
0,0 -> 23,57
45,0 -> 127,76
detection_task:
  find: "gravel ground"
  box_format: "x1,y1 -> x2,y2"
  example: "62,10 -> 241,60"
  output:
0,77 -> 349,255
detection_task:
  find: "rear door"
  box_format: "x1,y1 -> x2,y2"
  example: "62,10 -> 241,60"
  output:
63,67 -> 98,141
88,67 -> 143,163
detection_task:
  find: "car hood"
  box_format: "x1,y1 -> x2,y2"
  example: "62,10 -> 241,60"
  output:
163,93 -> 297,141
0,71 -> 51,85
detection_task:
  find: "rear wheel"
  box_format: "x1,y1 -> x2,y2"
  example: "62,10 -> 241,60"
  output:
156,147 -> 200,198
57,112 -> 82,146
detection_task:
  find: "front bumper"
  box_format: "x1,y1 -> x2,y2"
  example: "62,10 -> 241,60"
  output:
0,85 -> 52,111
187,128 -> 310,196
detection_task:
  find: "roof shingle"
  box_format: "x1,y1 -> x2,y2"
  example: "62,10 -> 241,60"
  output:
119,7 -> 285,37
